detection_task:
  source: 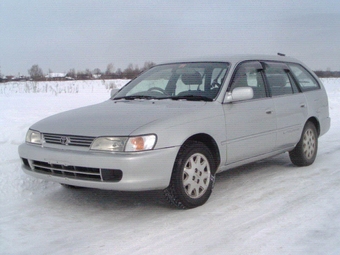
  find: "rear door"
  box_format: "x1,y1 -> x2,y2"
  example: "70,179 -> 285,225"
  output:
263,62 -> 308,149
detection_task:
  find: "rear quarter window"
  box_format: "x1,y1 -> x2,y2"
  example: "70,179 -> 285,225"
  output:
287,63 -> 320,92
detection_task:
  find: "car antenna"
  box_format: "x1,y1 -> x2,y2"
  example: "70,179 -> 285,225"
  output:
277,52 -> 286,56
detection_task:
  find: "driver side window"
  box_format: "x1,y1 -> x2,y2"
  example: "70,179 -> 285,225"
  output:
230,61 -> 267,99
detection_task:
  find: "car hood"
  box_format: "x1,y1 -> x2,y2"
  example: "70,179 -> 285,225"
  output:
31,99 -> 208,137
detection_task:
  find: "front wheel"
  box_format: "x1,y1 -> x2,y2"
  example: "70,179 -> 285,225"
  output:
164,141 -> 216,209
289,121 -> 318,166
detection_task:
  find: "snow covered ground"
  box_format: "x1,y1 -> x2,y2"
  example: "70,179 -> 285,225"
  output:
1,78 -> 339,255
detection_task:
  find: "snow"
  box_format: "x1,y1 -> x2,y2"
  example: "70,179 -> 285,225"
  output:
1,78 -> 339,255
45,73 -> 67,79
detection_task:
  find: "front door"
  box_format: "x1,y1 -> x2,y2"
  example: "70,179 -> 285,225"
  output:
223,61 -> 277,164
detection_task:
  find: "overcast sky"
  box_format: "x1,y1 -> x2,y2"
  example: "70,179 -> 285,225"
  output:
1,0 -> 340,76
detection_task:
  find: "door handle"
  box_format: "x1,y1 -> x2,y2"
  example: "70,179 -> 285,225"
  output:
266,110 -> 273,114
300,104 -> 306,108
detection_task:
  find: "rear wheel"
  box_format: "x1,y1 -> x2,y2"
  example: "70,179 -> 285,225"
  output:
164,141 -> 216,209
289,121 -> 318,166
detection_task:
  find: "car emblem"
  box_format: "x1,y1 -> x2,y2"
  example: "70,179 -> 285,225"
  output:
60,136 -> 70,145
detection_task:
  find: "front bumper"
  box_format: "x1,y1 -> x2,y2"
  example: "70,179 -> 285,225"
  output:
18,143 -> 180,191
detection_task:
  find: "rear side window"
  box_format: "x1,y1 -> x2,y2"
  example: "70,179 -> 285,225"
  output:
287,63 -> 320,91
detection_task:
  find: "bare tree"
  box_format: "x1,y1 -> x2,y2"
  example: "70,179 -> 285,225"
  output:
85,69 -> 92,76
28,64 -> 44,80
67,68 -> 76,79
93,68 -> 101,75
105,63 -> 114,75
116,68 -> 122,78
142,61 -> 156,71
123,63 -> 141,79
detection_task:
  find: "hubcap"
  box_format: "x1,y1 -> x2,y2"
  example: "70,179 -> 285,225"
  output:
303,128 -> 316,159
182,153 -> 211,199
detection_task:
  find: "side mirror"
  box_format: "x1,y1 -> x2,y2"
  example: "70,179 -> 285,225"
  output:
224,87 -> 253,103
110,88 -> 119,98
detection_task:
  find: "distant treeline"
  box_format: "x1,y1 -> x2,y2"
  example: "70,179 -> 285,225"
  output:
1,62 -> 340,82
0,61 -> 156,82
314,70 -> 340,78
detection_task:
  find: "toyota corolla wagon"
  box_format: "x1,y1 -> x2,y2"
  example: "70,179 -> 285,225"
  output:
18,54 -> 330,208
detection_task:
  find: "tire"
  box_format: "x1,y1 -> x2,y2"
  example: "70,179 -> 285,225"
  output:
164,141 -> 216,209
289,121 -> 318,166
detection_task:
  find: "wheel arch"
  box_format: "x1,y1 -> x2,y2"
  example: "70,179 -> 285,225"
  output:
184,133 -> 221,174
307,117 -> 320,137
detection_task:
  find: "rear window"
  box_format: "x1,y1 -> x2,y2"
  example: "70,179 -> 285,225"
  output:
287,63 -> 320,91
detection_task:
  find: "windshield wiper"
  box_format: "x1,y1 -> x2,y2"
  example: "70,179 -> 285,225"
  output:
170,95 -> 213,102
114,95 -> 213,102
114,95 -> 156,100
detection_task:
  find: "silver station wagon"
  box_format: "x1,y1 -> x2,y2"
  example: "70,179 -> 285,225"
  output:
19,54 -> 330,209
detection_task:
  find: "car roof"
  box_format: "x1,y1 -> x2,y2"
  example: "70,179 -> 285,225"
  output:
161,54 -> 302,66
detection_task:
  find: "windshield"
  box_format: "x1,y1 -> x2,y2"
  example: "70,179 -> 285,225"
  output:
113,62 -> 229,101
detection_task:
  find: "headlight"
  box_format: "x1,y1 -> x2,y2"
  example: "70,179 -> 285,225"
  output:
90,134 -> 156,152
26,130 -> 42,144
90,137 -> 128,152
125,135 -> 157,152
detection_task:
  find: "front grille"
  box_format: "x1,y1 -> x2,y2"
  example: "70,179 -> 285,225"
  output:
24,159 -> 122,182
43,133 -> 95,147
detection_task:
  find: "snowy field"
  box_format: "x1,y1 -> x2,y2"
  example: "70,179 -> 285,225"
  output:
1,78 -> 339,255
